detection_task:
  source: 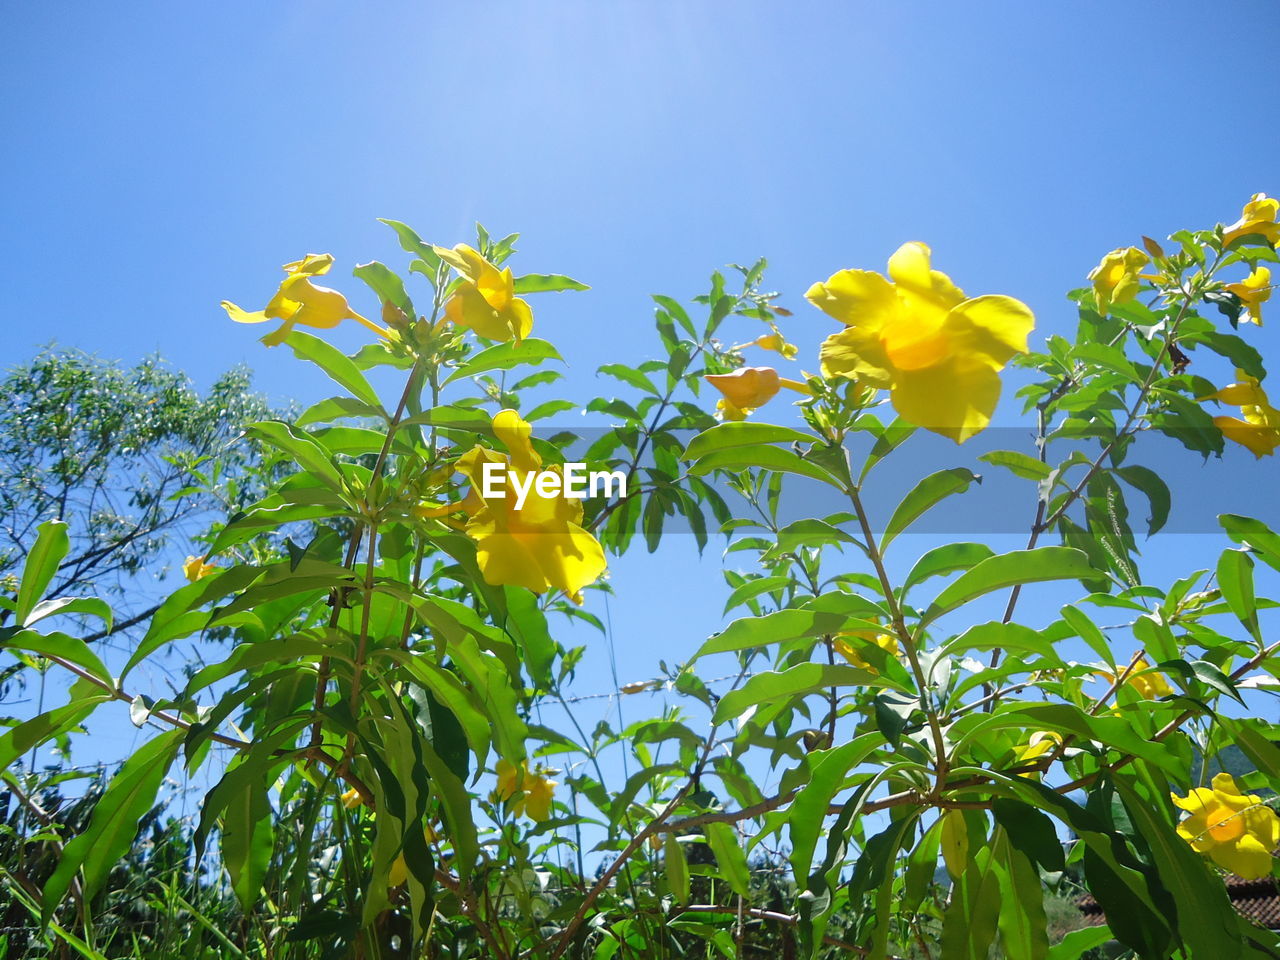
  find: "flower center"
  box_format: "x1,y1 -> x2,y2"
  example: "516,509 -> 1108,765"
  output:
881,319 -> 951,371
1207,804 -> 1246,843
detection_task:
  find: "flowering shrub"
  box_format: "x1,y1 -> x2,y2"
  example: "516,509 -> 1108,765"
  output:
5,198 -> 1280,958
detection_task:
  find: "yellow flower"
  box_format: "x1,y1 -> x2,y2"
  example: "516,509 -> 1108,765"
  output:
455,410 -> 606,601
1104,657 -> 1173,700
1222,194 -> 1280,248
182,555 -> 217,582
1014,731 -> 1063,778
807,243 -> 1034,443
222,253 -> 388,347
1173,773 -> 1280,879
833,630 -> 900,674
1088,246 -> 1150,316
1202,371 -> 1280,458
435,244 -> 533,342
1226,266 -> 1272,325
340,787 -> 363,809
752,330 -> 799,359
706,366 -> 811,421
494,758 -> 557,822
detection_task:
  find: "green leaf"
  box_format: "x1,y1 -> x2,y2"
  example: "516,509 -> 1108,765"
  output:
687,444 -> 843,487
283,331 -> 383,408
378,218 -> 442,274
221,784 -> 273,910
942,622 -> 1062,663
993,829 -> 1049,960
788,734 -> 883,882
722,575 -> 794,614
598,363 -> 658,395
713,662 -> 898,723
3,629 -> 112,686
682,421 -> 816,463
246,421 -> 348,494
352,262 -> 413,321
513,273 -> 590,294
21,596 -> 112,632
296,395 -> 389,427
979,449 -> 1051,481
0,684 -> 113,770
663,832 -> 690,905
703,822 -> 750,896
992,799 -> 1064,872
1217,547 -> 1260,641
1046,926 -> 1114,960
1184,329 -> 1266,380
903,542 -> 994,593
1059,604 -> 1114,666
1220,514 -> 1280,573
1115,776 -> 1243,959
922,547 -> 1093,626
17,519 -> 69,625
939,840 -> 1002,960
1115,465 -> 1171,536
443,338 -> 562,385
693,608 -> 854,660
43,729 -> 183,917
882,468 -> 980,550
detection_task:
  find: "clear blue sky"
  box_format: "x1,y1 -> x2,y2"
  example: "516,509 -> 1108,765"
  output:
4,1 -> 1280,750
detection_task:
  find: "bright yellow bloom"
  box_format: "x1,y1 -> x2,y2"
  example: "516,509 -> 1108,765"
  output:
340,787 -> 363,809
1014,731 -> 1063,778
808,243 -> 1034,443
1173,773 -> 1280,879
833,630 -> 900,674
752,330 -> 799,359
706,366 -> 811,421
182,555 -> 217,582
1226,266 -> 1272,325
1088,247 -> 1150,316
1202,371 -> 1280,458
435,244 -> 533,342
494,758 -> 557,822
1222,194 -> 1280,248
455,410 -> 606,601
222,253 -> 388,347
1104,657 -> 1173,700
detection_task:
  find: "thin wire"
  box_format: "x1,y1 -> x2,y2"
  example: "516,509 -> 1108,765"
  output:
601,589 -> 628,782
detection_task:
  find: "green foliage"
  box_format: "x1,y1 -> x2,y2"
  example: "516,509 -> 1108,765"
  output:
4,208 -> 1280,960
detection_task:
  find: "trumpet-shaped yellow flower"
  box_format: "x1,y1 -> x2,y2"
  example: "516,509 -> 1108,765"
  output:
1202,371 -> 1280,458
1226,266 -> 1272,325
494,758 -> 558,822
1103,657 -> 1173,700
182,555 -> 217,582
706,366 -> 811,421
808,243 -> 1033,443
1222,194 -> 1280,248
435,244 -> 533,342
752,330 -> 799,359
222,253 -> 388,347
707,366 -> 780,421
1088,246 -> 1150,316
1173,773 -> 1280,879
340,787 -> 363,810
833,630 -> 900,674
453,410 -> 606,601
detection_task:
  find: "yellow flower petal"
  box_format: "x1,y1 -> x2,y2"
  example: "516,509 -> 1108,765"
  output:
1223,194 -> 1280,247
810,244 -> 1034,443
706,367 -> 781,411
1088,247 -> 1149,315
